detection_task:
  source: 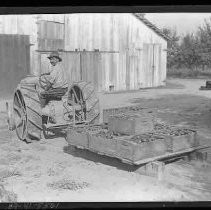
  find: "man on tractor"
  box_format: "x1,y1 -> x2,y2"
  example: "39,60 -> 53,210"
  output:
38,51 -> 68,123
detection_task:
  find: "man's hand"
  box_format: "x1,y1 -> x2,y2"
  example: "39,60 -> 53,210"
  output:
39,75 -> 53,91
44,82 -> 52,91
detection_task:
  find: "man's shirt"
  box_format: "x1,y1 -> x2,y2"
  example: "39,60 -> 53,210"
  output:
43,63 -> 68,89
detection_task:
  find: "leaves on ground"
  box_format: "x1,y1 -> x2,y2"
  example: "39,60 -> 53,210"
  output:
0,184 -> 17,202
0,168 -> 22,180
47,179 -> 90,191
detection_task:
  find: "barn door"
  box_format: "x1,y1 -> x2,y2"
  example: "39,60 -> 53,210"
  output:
128,50 -> 140,90
125,51 -> 130,90
143,43 -> 161,87
0,34 -> 30,97
80,52 -> 101,90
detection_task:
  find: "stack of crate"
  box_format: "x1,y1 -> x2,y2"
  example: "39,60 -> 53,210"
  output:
65,108 -> 199,165
105,110 -> 168,162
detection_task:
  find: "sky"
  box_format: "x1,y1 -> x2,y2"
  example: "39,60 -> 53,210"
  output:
145,13 -> 211,36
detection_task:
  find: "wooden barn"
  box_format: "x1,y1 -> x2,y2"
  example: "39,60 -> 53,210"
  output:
0,13 -> 169,95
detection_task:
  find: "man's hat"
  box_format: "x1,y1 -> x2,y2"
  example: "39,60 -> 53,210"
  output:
47,51 -> 62,62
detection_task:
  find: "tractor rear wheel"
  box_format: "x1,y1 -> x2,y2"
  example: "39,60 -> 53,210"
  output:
13,87 -> 42,142
67,81 -> 100,124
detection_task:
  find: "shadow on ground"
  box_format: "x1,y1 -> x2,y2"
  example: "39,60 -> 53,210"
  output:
63,145 -> 142,172
43,128 -> 66,139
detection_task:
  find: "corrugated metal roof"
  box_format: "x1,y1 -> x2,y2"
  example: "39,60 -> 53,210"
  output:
133,13 -> 171,41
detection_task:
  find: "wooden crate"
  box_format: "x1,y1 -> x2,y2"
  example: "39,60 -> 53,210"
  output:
88,133 -> 118,157
116,138 -> 168,162
108,113 -> 154,135
164,131 -> 198,152
103,107 -> 132,123
66,128 -> 89,148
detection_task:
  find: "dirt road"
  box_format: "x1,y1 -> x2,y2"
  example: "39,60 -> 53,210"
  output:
1,78 -> 211,202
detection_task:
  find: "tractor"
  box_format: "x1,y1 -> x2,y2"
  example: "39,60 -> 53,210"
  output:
6,75 -> 100,143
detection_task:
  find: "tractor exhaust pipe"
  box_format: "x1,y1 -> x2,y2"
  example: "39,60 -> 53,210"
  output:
6,101 -> 15,131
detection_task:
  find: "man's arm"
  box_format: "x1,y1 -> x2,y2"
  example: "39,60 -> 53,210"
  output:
39,73 -> 56,91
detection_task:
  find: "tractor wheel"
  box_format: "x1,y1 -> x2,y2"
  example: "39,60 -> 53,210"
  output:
13,87 -> 42,142
67,81 -> 100,124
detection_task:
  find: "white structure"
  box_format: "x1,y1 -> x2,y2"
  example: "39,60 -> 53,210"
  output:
0,14 -> 169,92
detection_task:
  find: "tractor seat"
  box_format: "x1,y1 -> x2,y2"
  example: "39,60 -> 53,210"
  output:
40,88 -> 68,101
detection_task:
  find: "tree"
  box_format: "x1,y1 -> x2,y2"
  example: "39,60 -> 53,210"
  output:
161,27 -> 180,68
178,33 -> 202,70
197,17 -> 211,69
162,17 -> 211,70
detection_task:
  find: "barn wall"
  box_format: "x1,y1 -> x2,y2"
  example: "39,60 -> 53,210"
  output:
116,13 -> 167,89
0,34 -> 30,96
0,14 -> 167,92
64,13 -> 167,91
64,14 -> 119,52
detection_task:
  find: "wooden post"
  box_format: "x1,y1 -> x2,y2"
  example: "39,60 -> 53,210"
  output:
72,93 -> 76,126
144,161 -> 165,181
136,161 -> 165,181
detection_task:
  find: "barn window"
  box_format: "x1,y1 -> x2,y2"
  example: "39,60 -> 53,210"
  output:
37,20 -> 64,51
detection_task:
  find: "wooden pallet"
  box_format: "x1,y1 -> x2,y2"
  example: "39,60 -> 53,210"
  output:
134,145 -> 209,165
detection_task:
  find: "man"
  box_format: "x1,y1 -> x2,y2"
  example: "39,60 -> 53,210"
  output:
39,51 -> 68,108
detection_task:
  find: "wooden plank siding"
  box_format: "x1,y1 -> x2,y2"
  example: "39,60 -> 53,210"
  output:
64,13 -> 167,91
0,34 -> 30,96
37,20 -> 64,51
64,14 -> 120,52
81,52 -> 101,90
0,15 -> 39,75
153,44 -> 162,87
63,52 -> 81,85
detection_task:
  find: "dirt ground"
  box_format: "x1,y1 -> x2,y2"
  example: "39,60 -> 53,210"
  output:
1,78 -> 211,202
